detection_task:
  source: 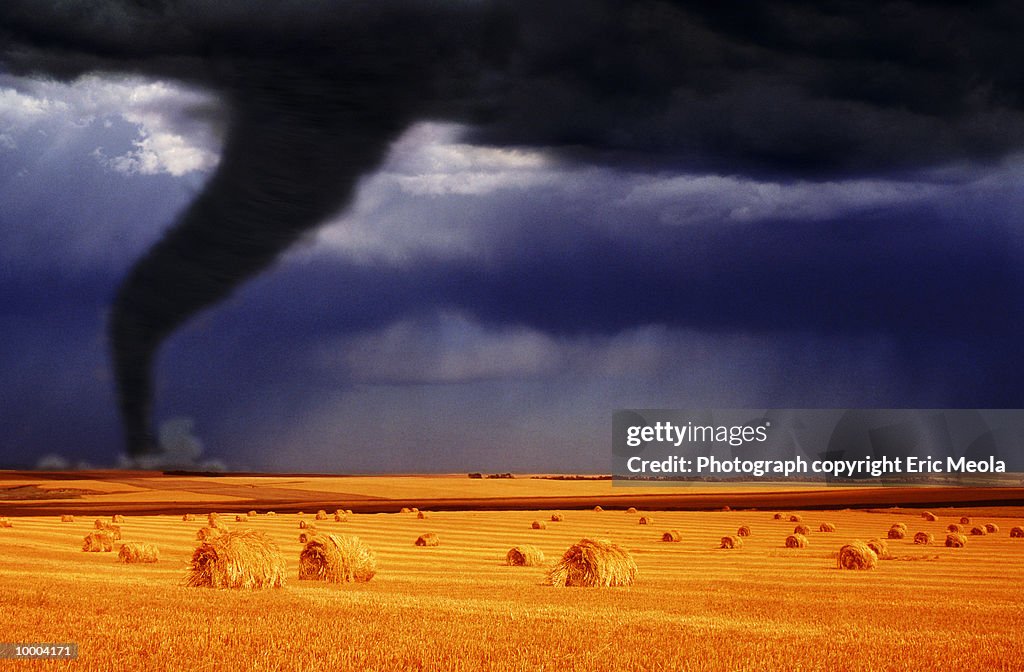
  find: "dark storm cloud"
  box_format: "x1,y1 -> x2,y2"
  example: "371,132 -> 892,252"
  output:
3,1 -> 1024,455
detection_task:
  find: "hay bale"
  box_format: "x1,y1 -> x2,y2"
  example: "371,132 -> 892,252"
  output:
95,523 -> 122,540
182,514 -> 196,522
548,538 -> 637,587
946,533 -> 968,548
970,526 -> 987,536
235,514 -> 248,523
721,505 -> 731,512
891,522 -> 908,532
506,545 -> 545,566
266,511 -> 276,516
638,516 -> 654,525
334,512 -> 347,522
661,530 -> 682,542
626,507 -> 638,514
887,525 -> 906,540
185,529 -> 285,589
297,511 -> 305,516
118,542 -> 159,564
94,518 -> 106,529
0,518 -> 11,528
984,523 -> 999,533
208,512 -> 221,526
411,508 -> 419,514
913,531 -> 934,545
299,534 -> 376,582
720,535 -> 743,549
197,526 -> 225,541
1010,526 -> 1024,538
773,513 -> 785,520
785,533 -> 809,548
866,538 -> 890,559
737,525 -> 752,537
247,510 -> 258,517
922,511 -> 938,521
550,513 -> 564,522
315,510 -> 328,521
960,516 -> 971,525
593,506 -> 603,512
299,520 -> 311,529
82,531 -> 114,552
794,523 -> 810,535
837,541 -> 878,570
415,533 -> 440,547
345,510 -> 353,515
400,507 -> 412,514
112,514 -> 126,523
417,511 -> 428,519
947,523 -> 963,533
789,514 -> 802,523
60,515 -> 74,523
532,520 -> 548,530
819,522 -> 836,532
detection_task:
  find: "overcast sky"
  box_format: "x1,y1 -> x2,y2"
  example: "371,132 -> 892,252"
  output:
1,2 -> 1023,472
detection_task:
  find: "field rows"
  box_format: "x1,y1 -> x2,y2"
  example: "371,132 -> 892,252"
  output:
1,506 -> 1023,671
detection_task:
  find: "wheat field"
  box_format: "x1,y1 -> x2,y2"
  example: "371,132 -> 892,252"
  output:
1,504 -> 1023,671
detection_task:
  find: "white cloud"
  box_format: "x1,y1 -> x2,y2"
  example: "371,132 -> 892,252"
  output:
0,74 -> 221,176
385,123 -> 552,196
620,174 -> 942,225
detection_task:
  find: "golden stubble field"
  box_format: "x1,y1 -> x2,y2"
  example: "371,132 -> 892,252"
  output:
1,501 -> 1023,672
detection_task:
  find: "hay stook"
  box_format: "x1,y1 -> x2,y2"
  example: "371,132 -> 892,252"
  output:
837,541 -> 878,570
662,530 -> 682,542
415,533 -> 440,547
185,530 -> 285,589
720,535 -> 743,549
118,542 -> 159,564
785,533 -> 809,548
299,534 -> 376,583
506,545 -> 545,566
548,538 -> 637,587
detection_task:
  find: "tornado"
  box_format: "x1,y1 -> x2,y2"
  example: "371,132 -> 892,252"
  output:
108,88 -> 412,454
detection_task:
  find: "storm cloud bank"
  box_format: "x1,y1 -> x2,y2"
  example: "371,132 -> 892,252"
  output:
3,1 -> 1024,456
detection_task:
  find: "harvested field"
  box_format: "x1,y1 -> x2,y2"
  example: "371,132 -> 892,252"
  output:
0,475 -> 1022,671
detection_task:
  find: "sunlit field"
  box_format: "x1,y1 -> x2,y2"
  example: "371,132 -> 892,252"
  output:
2,483 -> 1023,671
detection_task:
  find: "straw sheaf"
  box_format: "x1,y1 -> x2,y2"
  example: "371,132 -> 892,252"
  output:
837,541 -> 878,570
720,535 -> 743,549
185,529 -> 285,589
785,533 -> 809,548
415,533 -> 440,547
299,534 -> 376,583
945,533 -> 968,548
506,545 -> 545,566
547,538 -> 637,588
118,542 -> 159,564
887,525 -> 907,540
82,531 -> 114,552
866,538 -> 890,559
